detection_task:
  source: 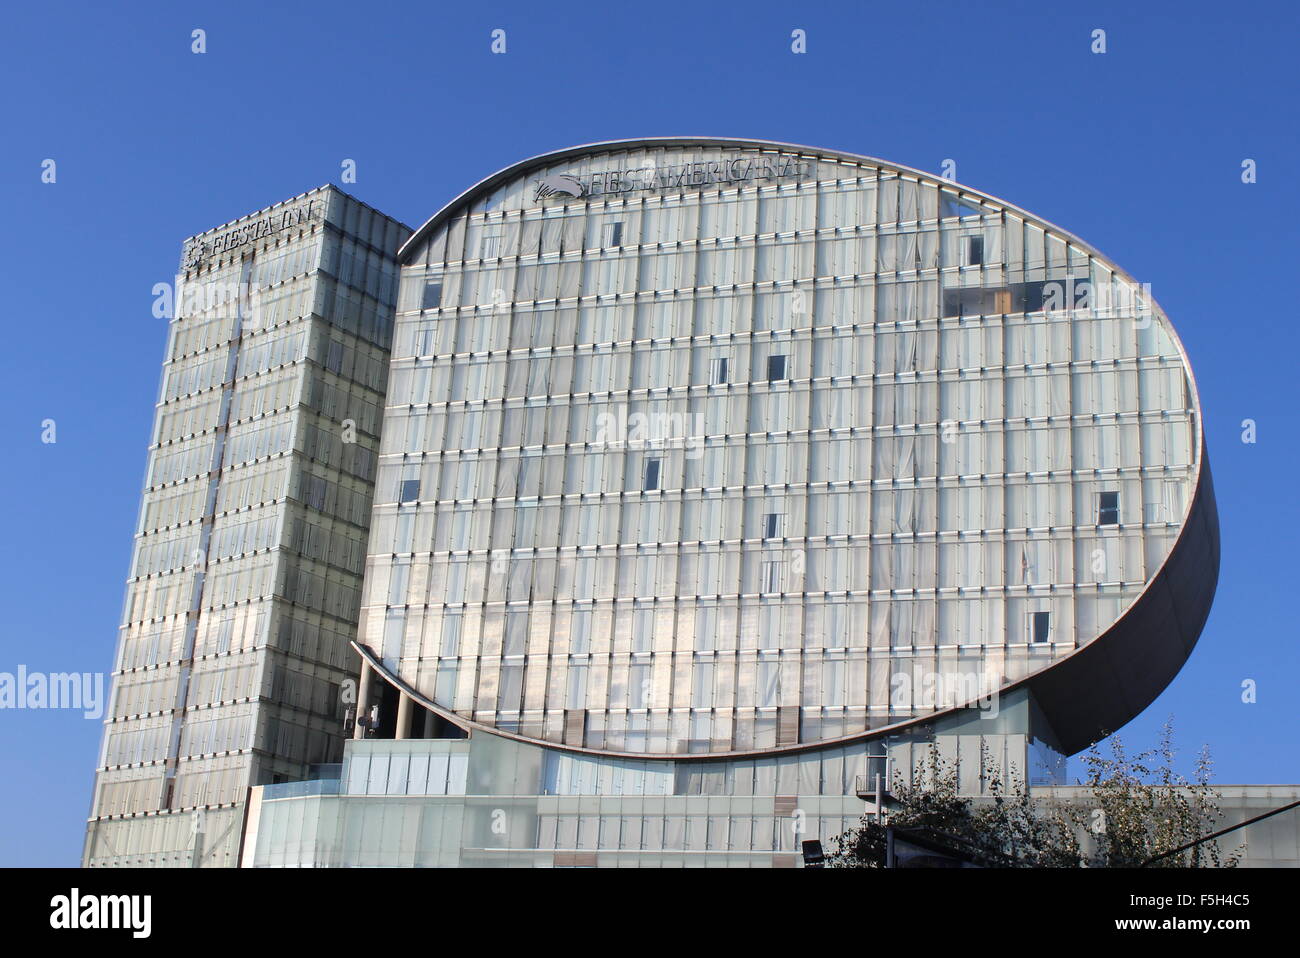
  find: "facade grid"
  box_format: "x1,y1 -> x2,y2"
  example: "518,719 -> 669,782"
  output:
84,187 -> 410,867
359,142 -> 1199,758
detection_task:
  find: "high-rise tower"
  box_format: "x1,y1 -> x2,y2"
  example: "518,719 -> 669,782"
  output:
84,187 -> 409,867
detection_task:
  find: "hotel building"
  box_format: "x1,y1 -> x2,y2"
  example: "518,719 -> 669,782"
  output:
83,187 -> 409,866
94,140 -> 1284,867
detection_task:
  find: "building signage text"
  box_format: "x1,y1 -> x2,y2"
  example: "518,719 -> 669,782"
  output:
183,201 -> 318,269
535,154 -> 812,201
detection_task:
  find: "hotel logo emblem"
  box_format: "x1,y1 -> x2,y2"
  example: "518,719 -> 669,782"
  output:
534,174 -> 587,201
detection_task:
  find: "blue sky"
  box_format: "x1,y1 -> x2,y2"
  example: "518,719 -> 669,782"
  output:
1,0 -> 1296,865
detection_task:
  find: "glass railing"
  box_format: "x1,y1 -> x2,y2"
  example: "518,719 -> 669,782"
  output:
261,778 -> 342,800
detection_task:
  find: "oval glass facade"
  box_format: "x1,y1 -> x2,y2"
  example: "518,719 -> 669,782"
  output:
359,141 -> 1203,756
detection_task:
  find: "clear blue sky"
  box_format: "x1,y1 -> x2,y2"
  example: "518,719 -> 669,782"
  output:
1,0 -> 1296,866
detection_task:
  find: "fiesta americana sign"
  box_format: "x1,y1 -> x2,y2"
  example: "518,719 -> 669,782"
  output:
534,153 -> 812,201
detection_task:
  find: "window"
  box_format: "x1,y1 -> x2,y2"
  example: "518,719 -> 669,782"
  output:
1162,480 -> 1183,522
497,661 -> 524,711
602,221 -> 624,248
398,478 -> 420,504
1031,611 -> 1051,644
415,321 -> 437,356
629,661 -> 651,708
325,340 -> 344,374
763,512 -> 783,540
691,655 -> 715,708
352,445 -> 377,480
422,281 -> 443,310
216,616 -> 234,655
480,231 -> 501,259
967,235 -> 984,266
1098,491 -> 1119,526
303,475 -> 327,511
941,195 -> 985,219
642,457 -> 661,492
767,354 -> 787,382
571,609 -> 592,654
709,356 -> 729,385
761,559 -> 783,594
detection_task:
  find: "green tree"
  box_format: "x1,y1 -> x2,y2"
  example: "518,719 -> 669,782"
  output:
1076,719 -> 1241,868
827,720 -> 1239,868
828,745 -> 1078,867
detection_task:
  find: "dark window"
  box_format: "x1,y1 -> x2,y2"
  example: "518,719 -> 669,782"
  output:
398,479 -> 420,504
1098,491 -> 1119,526
767,354 -> 787,381
643,458 -> 661,491
710,357 -> 729,385
605,222 -> 623,247
422,282 -> 443,310
1031,611 -> 1051,644
763,513 -> 782,539
968,235 -> 984,266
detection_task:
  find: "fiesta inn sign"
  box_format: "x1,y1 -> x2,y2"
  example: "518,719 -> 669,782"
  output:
183,200 -> 319,269
534,153 -> 812,201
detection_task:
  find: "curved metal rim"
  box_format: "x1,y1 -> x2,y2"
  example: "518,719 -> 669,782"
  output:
353,638 -> 977,762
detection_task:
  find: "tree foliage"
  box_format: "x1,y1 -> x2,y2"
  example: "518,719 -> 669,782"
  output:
828,720 -> 1240,868
1077,720 -> 1241,868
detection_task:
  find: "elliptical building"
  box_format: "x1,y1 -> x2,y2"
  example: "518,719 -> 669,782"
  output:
90,139 -> 1269,868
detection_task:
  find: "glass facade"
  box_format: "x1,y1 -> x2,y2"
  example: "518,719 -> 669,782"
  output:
84,187 -> 410,867
89,139 -> 1222,869
247,730 -> 897,867
244,690 -> 1059,868
245,736 -> 1300,869
359,142 -> 1203,758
